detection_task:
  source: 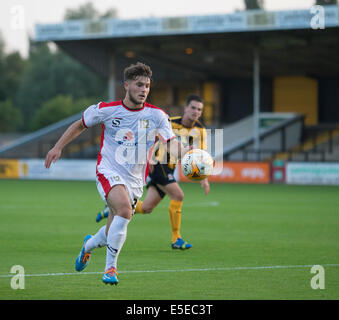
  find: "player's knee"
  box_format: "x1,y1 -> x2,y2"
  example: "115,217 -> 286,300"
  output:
116,205 -> 132,219
141,204 -> 153,213
171,191 -> 184,202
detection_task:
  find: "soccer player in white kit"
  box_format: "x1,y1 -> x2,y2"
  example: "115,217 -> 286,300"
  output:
44,62 -> 190,285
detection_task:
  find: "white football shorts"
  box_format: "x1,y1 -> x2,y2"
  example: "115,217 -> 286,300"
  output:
96,170 -> 143,211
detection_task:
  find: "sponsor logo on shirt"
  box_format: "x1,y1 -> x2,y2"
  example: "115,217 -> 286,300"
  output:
117,131 -> 138,146
112,117 -> 122,127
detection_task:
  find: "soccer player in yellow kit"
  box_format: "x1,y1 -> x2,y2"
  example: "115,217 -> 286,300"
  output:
96,94 -> 210,250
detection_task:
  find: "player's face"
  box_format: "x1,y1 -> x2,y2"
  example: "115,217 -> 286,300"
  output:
125,76 -> 150,105
184,100 -> 203,122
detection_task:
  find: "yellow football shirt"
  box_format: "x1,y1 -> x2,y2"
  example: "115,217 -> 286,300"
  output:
152,116 -> 207,169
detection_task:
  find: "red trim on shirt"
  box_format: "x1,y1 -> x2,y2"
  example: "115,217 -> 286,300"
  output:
144,102 -> 168,115
144,162 -> 150,183
158,134 -> 176,144
98,100 -> 122,109
167,135 -> 177,142
96,124 -> 105,170
145,103 -> 172,143
82,115 -> 88,128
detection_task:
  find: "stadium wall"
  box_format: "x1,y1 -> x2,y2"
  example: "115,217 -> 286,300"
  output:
1,159 -> 339,186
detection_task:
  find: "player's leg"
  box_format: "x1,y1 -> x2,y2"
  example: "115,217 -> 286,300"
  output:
84,226 -> 106,251
75,234 -> 93,271
96,205 -> 109,222
97,183 -> 162,218
85,206 -> 113,251
158,182 -> 192,250
135,184 -> 163,214
158,182 -> 183,242
75,206 -> 112,272
135,164 -> 166,214
102,184 -> 132,285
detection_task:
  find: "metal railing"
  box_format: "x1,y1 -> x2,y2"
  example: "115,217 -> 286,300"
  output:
223,121 -> 339,162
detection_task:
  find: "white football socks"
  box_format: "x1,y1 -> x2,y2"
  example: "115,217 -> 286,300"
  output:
84,226 -> 107,253
105,215 -> 130,271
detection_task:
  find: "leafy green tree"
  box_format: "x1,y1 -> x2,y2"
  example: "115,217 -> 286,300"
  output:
30,95 -> 96,130
16,41 -> 106,131
244,0 -> 264,9
100,8 -> 118,19
0,99 -> 22,132
64,1 -> 118,20
0,31 -> 26,133
1,52 -> 26,102
0,3 -> 117,133
64,2 -> 99,20
0,31 -> 5,60
0,32 -> 26,103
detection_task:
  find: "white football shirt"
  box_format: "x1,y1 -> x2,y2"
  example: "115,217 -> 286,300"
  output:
82,100 -> 175,190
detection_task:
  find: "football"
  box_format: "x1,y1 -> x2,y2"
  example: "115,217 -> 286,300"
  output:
181,149 -> 214,181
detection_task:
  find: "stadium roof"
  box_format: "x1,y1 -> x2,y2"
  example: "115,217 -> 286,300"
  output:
34,5 -> 339,80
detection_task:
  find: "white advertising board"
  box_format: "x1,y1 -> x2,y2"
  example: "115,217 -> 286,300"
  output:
286,162 -> 339,185
35,5 -> 339,41
18,159 -> 97,181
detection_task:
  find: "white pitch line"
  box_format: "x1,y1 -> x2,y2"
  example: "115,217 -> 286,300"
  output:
0,264 -> 338,278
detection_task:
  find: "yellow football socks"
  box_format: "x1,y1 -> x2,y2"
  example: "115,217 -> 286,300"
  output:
168,200 -> 183,243
135,201 -> 144,214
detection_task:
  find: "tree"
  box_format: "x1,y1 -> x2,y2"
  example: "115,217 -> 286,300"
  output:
64,1 -> 99,20
244,0 -> 264,10
30,95 -> 95,130
0,99 -> 22,132
1,52 -> 26,102
64,1 -> 118,20
100,8 -> 118,19
0,31 -> 26,132
0,31 -> 26,102
0,31 -> 5,60
15,41 -> 106,131
315,0 -> 337,5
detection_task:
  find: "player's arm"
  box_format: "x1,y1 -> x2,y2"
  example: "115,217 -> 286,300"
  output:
45,119 -> 86,168
166,137 -> 190,160
200,177 -> 210,195
199,127 -> 210,195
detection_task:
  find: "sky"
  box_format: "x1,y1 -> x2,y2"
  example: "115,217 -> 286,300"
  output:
0,0 -> 316,57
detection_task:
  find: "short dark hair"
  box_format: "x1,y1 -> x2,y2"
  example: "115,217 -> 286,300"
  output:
186,94 -> 204,106
123,62 -> 152,82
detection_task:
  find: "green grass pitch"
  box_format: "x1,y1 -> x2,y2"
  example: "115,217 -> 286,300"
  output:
0,179 -> 338,300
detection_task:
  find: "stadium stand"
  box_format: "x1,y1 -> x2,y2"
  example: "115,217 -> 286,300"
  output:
3,6 -> 339,162
0,112 -> 101,159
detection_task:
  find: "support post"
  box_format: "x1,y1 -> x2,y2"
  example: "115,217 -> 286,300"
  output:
108,54 -> 116,101
253,46 -> 260,151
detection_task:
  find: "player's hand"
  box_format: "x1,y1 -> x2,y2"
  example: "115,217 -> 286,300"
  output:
45,146 -> 62,169
200,178 -> 210,195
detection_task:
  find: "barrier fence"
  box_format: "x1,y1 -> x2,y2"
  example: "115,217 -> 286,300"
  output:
1,159 -> 339,186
